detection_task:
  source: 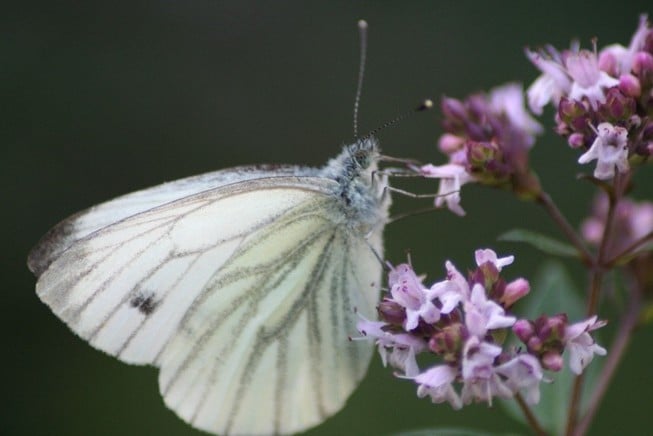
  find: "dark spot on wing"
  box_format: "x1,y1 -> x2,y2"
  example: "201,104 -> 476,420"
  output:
129,291 -> 159,315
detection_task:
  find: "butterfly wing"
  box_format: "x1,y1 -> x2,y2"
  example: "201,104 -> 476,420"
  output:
27,165 -> 315,277
31,175 -> 382,435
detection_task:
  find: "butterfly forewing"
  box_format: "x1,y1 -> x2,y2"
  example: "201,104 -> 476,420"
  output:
27,165 -> 316,276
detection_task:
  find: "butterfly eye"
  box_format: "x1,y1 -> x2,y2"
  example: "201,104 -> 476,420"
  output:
354,150 -> 370,168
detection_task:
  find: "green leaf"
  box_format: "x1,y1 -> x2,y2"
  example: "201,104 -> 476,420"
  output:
639,301 -> 653,325
498,229 -> 578,258
391,428 -> 520,436
500,261 -> 602,435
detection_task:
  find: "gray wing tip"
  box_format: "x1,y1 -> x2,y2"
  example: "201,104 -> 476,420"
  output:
27,214 -> 81,277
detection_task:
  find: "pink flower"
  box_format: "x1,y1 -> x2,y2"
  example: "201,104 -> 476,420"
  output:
564,316 -> 607,375
356,318 -> 427,376
496,354 -> 545,404
474,248 -> 515,271
389,264 -> 440,331
427,260 -> 470,313
464,284 -> 517,337
490,83 -> 543,140
526,19 -> 646,113
461,336 -> 502,380
415,365 -> 462,409
598,15 -> 650,76
578,122 -> 629,179
420,163 -> 473,216
428,280 -> 465,315
525,48 -> 572,114
566,49 -> 619,108
460,336 -> 512,405
388,346 -> 421,377
445,260 -> 471,298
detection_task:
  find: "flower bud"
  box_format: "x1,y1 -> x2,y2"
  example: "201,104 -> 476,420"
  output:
477,261 -> 501,289
558,97 -> 590,131
513,319 -> 535,342
542,351 -> 564,371
441,97 -> 468,122
429,323 -> 465,362
598,50 -> 618,77
378,299 -> 406,325
438,133 -> 464,154
527,335 -> 543,352
619,73 -> 642,97
568,132 -> 585,148
642,121 -> 653,141
538,313 -> 567,341
501,278 -> 530,307
598,87 -> 636,122
467,94 -> 488,117
467,141 -> 498,164
633,51 -> 653,77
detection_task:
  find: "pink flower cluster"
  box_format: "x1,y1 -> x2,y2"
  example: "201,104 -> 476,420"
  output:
527,14 -> 653,179
419,16 -> 653,217
419,84 -> 543,215
356,249 -> 606,409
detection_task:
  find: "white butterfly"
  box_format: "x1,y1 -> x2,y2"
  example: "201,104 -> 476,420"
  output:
28,137 -> 390,435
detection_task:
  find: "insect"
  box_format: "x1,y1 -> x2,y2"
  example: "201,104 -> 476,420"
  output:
27,20 -> 428,435
28,137 -> 387,435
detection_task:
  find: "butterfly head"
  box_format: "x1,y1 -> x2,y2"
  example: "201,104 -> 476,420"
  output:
319,136 -> 389,233
321,136 -> 380,184
346,137 -> 379,170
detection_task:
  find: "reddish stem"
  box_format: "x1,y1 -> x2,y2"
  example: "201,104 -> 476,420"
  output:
515,393 -> 547,436
573,288 -> 641,436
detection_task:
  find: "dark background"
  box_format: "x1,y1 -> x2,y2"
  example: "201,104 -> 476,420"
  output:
4,1 -> 653,435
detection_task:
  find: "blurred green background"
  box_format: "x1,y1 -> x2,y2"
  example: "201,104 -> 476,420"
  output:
4,1 -> 653,435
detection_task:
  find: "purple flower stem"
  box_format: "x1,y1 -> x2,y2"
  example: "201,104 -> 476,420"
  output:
566,263 -> 606,435
568,173 -> 627,436
572,288 -> 641,436
565,373 -> 585,436
588,172 -> 627,315
605,230 -> 653,267
515,393 -> 547,436
536,191 -> 594,266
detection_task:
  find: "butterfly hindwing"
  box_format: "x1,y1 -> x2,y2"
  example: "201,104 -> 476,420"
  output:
32,174 -> 382,435
159,211 -> 380,434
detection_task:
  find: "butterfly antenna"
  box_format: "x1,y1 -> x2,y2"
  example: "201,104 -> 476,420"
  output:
360,99 -> 433,141
353,19 -> 368,139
